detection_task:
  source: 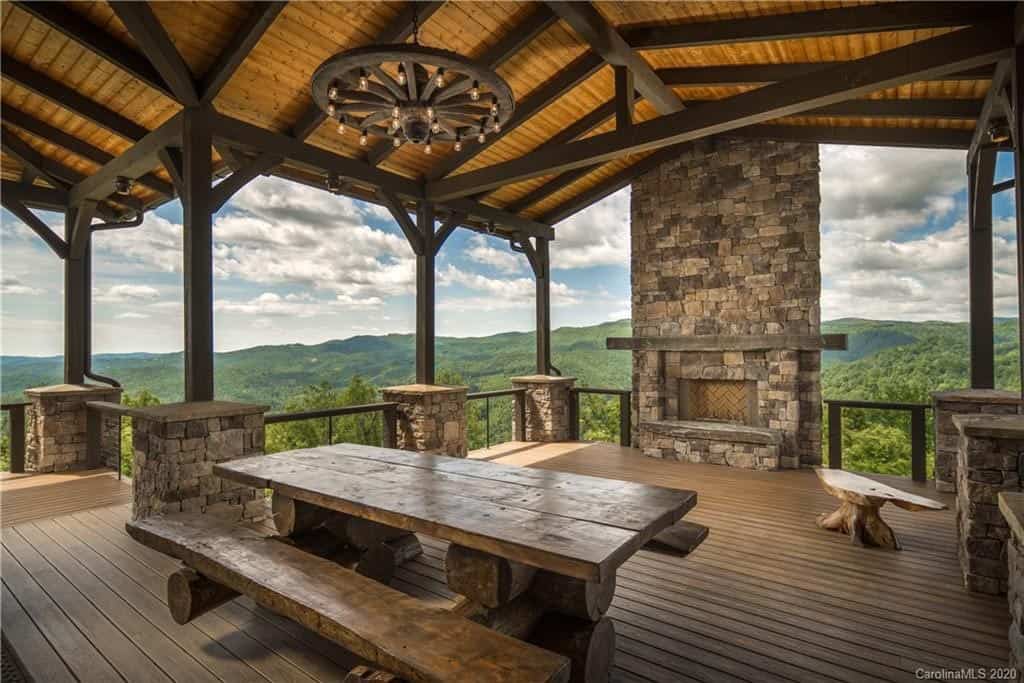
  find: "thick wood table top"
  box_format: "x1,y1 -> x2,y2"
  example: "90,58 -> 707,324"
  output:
215,444 -> 697,581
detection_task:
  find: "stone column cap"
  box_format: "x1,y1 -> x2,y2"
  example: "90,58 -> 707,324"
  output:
124,400 -> 268,423
510,375 -> 577,384
932,388 -> 1024,405
382,383 -> 467,395
952,413 -> 1024,439
999,492 -> 1024,541
25,383 -> 123,397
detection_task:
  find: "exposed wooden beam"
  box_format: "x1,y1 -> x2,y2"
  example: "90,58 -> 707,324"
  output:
0,180 -> 68,211
69,199 -> 98,260
157,147 -> 184,196
69,112 -> 183,205
13,1 -> 173,98
656,63 -> 993,87
1,58 -> 149,141
622,2 -> 1010,50
368,5 -> 558,167
0,197 -> 68,259
378,188 -> 424,255
4,106 -> 175,196
995,178 -> 1016,193
614,65 -> 635,129
2,127 -> 77,188
433,211 -> 467,253
729,124 -> 976,150
210,152 -> 282,212
969,147 -> 997,389
200,2 -> 286,103
427,51 -> 605,181
548,2 -> 683,115
441,198 -> 554,240
968,60 -> 1012,169
111,1 -> 199,105
428,23 -> 1011,201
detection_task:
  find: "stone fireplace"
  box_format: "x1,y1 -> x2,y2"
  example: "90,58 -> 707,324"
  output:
613,136 -> 823,470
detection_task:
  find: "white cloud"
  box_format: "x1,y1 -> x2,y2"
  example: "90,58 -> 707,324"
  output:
214,291 -> 383,318
94,284 -> 161,303
550,188 -> 630,269
0,277 -> 43,295
115,312 -> 151,320
464,234 -> 524,273
437,264 -> 584,311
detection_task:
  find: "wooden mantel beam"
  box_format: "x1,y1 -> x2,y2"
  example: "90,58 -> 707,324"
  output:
427,22 -> 1012,202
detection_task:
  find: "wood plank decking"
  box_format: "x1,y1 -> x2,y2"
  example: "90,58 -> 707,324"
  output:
0,468 -> 130,527
1,442 -> 1011,682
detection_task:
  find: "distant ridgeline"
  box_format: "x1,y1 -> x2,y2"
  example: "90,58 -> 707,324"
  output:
2,318 -> 1020,408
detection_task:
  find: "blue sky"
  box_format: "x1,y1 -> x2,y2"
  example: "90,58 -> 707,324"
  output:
0,145 -> 1018,356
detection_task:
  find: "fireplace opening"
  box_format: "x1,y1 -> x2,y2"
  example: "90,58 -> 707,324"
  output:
679,379 -> 760,427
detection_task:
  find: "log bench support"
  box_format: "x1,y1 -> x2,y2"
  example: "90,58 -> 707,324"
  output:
445,543 -> 616,683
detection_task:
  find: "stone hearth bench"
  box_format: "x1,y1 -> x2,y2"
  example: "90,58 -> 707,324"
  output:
127,513 -> 570,683
641,420 -> 782,470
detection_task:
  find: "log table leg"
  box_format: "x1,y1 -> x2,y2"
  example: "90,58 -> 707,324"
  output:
444,544 -> 616,683
817,501 -> 901,550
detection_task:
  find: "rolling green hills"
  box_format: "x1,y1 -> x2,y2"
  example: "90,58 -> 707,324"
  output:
2,317 -> 1018,407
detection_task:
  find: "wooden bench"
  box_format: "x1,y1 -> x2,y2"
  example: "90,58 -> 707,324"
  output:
127,513 -> 570,683
814,468 -> 946,550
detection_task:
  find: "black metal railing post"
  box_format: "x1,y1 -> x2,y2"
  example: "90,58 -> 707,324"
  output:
326,416 -> 333,445
568,388 -> 580,440
2,402 -> 28,473
514,391 -> 526,442
910,405 -> 927,483
485,396 -> 491,448
827,401 -> 842,470
618,392 -> 631,447
383,404 -> 398,449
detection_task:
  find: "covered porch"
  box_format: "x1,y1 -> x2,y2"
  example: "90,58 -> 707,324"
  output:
1,442 -> 1008,683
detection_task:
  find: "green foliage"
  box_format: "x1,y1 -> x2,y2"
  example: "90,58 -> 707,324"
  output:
265,377 -> 383,454
119,389 -> 161,477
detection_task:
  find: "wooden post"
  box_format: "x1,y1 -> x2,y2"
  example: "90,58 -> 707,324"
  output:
968,148 -> 996,389
534,236 -> 552,375
618,392 -> 631,447
569,388 -> 579,440
1014,42 -> 1024,399
514,391 -> 526,442
910,405 -> 927,483
7,404 -> 25,474
416,201 -> 436,384
445,544 -> 536,608
614,65 -> 634,130
182,106 -> 215,401
63,206 -> 94,385
827,402 -> 842,469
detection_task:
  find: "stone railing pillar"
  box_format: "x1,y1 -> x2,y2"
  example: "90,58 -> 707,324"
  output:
933,389 -> 1024,493
381,384 -> 467,457
953,414 -> 1024,595
511,375 -> 576,442
129,401 -> 268,521
1000,492 -> 1024,677
24,383 -> 122,472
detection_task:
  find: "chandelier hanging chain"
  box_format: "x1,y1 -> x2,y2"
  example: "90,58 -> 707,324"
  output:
310,44 -> 514,155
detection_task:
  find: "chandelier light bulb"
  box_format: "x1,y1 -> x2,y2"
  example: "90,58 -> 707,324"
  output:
328,85 -> 339,100
490,96 -> 499,116
393,135 -> 402,148
326,102 -> 336,116
358,71 -> 369,90
435,69 -> 445,88
424,142 -> 432,155
426,106 -> 434,119
477,129 -> 486,144
392,105 -> 401,118
454,136 -> 462,152
359,130 -> 368,146
470,81 -> 480,101
337,119 -> 346,134
397,64 -> 407,85
431,120 -> 441,133
493,120 -> 501,133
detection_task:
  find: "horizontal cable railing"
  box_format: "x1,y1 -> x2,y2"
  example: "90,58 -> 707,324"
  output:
466,388 -> 526,449
569,387 -> 632,447
265,402 -> 400,449
823,399 -> 929,482
1,401 -> 29,473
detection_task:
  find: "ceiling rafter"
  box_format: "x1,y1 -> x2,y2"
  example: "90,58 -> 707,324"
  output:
367,4 -> 559,167
620,2 -> 1010,50
12,1 -> 174,99
0,196 -> 69,259
967,60 -> 1012,169
427,21 -> 1012,202
1,58 -> 149,142
199,1 -> 287,104
548,2 -> 683,116
214,1 -> 444,208
110,1 -> 198,105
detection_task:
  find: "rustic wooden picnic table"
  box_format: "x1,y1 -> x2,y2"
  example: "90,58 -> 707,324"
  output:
213,443 -> 698,682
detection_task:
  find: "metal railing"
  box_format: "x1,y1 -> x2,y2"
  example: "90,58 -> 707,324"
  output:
264,402 -> 400,449
1,401 -> 29,473
569,387 -> 632,447
466,388 -> 526,449
824,399 -> 929,482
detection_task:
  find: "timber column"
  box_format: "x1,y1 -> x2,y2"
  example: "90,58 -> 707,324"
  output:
381,385 -> 468,457
512,375 -> 576,442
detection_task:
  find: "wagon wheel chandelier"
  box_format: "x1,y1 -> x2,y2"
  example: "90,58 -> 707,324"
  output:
310,43 -> 514,155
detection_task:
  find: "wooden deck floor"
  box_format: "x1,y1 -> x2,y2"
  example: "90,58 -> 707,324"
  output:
1,442 -> 1011,682
0,468 -> 130,528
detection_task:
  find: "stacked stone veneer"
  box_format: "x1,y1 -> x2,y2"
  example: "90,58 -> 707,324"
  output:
382,384 -> 467,457
511,375 -> 576,442
630,136 -> 822,468
933,390 -> 1024,493
642,420 -> 781,470
999,492 -> 1024,675
25,384 -> 122,472
953,414 -> 1024,595
130,401 -> 268,521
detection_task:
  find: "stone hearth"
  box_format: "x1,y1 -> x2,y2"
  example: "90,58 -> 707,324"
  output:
627,136 -> 822,470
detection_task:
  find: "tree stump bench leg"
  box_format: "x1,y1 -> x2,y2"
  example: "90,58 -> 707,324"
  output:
817,501 -> 901,550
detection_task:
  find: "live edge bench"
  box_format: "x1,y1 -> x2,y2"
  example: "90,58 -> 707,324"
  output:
127,443 -> 698,683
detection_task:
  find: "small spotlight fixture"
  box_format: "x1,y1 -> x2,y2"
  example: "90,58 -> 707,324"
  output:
325,172 -> 342,194
989,120 -> 1012,144
114,176 -> 133,196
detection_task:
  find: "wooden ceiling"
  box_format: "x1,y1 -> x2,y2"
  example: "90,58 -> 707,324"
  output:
0,1 -> 1013,231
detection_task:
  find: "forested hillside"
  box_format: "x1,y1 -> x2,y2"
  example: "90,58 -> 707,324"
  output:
3,318 -> 1017,477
